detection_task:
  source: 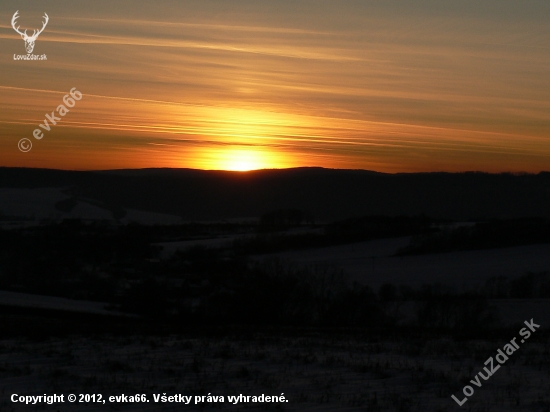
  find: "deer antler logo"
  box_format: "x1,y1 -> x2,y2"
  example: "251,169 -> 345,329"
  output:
11,11 -> 49,54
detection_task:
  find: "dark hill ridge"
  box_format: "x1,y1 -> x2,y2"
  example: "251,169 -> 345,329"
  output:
0,167 -> 549,221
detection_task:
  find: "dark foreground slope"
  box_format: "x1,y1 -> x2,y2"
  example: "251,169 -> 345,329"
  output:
0,167 -> 549,221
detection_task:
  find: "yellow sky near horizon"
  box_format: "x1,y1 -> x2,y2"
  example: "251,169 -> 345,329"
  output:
0,0 -> 549,172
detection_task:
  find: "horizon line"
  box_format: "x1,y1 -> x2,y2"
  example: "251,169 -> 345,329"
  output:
0,165 -> 548,176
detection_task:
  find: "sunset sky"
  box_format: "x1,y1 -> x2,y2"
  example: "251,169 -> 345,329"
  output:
0,0 -> 549,172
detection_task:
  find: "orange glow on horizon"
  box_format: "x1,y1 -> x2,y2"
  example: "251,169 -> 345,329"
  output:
183,146 -> 298,171
167,106 -> 310,171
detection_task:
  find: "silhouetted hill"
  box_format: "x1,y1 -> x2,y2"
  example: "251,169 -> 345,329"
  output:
0,167 -> 549,221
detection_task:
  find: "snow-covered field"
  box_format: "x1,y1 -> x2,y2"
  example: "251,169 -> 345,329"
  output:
255,238 -> 550,327
0,291 -> 131,317
261,238 -> 550,290
0,188 -> 182,225
1,332 -> 548,411
156,236 -> 246,258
